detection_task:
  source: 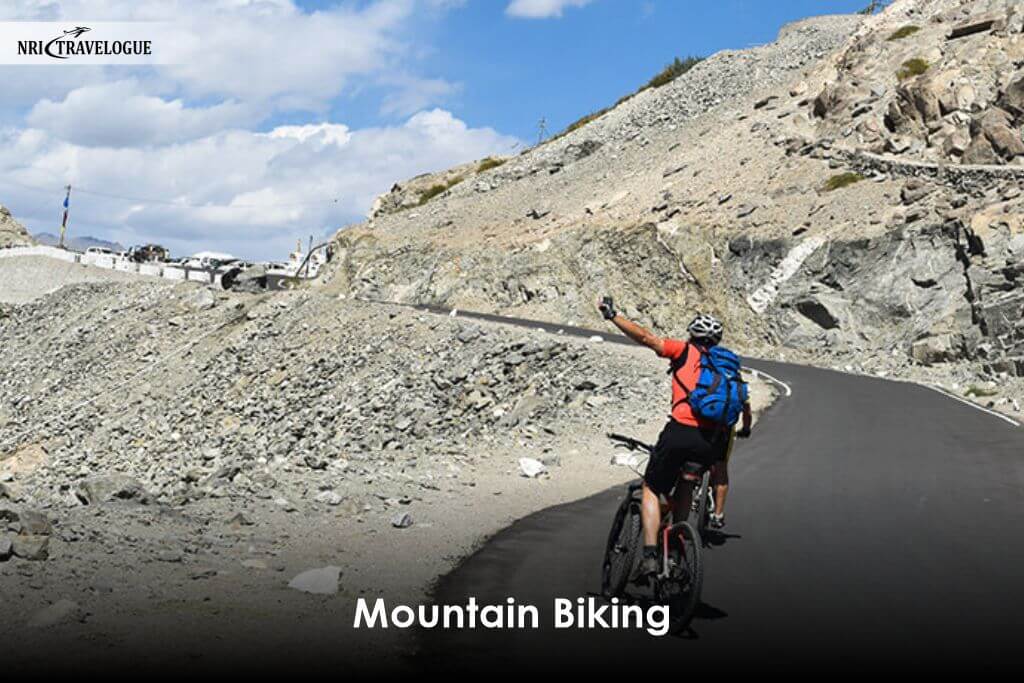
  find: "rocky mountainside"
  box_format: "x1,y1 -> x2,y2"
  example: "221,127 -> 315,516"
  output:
320,0 -> 1023,413
0,205 -> 34,249
0,282 -> 658,512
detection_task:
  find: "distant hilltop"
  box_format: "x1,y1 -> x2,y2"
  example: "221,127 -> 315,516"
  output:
33,232 -> 125,253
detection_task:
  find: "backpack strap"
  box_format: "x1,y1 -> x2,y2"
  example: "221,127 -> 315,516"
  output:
669,343 -> 694,410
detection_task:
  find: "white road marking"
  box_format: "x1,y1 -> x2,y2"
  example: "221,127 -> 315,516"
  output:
919,383 -> 1021,428
748,367 -> 793,397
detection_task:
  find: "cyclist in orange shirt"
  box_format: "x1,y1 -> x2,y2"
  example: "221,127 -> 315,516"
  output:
598,297 -> 751,578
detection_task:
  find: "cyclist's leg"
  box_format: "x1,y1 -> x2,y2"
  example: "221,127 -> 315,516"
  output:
639,422 -> 685,573
711,430 -> 735,520
640,483 -> 664,547
711,461 -> 729,516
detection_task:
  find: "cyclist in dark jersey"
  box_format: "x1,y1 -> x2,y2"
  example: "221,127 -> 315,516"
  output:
598,298 -> 751,577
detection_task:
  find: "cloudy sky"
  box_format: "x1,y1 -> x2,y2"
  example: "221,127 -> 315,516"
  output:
0,0 -> 864,260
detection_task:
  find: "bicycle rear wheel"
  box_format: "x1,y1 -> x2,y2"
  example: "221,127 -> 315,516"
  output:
601,494 -> 641,598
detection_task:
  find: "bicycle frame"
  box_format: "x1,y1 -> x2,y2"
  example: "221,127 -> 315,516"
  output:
660,521 -> 688,578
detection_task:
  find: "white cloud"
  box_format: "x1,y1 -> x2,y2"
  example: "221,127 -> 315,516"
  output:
27,80 -> 254,147
0,110 -> 519,260
0,1 -> 440,113
505,0 -> 593,19
0,1 -> 515,260
267,123 -> 351,147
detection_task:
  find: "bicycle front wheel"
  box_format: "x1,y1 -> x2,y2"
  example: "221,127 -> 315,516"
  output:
656,521 -> 703,630
601,494 -> 641,598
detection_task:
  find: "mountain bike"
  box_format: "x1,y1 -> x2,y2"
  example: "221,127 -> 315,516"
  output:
691,468 -> 714,539
601,433 -> 704,629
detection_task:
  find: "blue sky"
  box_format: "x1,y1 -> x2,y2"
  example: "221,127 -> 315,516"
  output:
0,0 -> 869,259
312,0 -> 869,140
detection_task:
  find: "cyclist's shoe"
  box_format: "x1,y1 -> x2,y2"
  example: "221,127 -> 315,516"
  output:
709,513 -> 725,530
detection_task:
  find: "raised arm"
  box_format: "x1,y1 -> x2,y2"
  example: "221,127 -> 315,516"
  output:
597,296 -> 665,356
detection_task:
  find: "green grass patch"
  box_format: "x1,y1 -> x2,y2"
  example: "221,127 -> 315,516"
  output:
965,385 -> 999,398
823,172 -> 865,192
641,56 -> 703,91
476,157 -> 506,173
545,55 -> 703,144
564,108 -> 611,135
477,156 -> 505,172
897,58 -> 930,81
887,25 -> 920,40
417,176 -> 463,206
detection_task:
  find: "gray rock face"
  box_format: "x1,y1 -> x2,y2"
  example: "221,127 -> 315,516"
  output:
0,204 -> 34,249
814,0 -> 1024,167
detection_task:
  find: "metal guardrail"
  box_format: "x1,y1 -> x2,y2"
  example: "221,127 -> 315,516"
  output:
266,241 -> 334,291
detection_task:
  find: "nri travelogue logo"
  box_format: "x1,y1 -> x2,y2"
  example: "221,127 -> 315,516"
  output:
17,25 -> 153,59
0,22 -> 175,65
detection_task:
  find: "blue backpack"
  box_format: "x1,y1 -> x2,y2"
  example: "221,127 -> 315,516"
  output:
669,343 -> 749,427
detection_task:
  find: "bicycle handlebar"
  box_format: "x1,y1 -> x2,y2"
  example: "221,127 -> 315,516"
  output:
606,432 -> 654,454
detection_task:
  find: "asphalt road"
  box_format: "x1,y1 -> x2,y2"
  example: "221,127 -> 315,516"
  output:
412,309 -> 1024,672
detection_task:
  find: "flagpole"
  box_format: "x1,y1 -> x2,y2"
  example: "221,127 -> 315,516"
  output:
59,184 -> 72,250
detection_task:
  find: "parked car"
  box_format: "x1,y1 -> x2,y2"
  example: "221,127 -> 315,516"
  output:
128,244 -> 169,263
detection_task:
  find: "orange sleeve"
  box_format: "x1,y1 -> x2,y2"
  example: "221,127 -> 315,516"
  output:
658,338 -> 687,360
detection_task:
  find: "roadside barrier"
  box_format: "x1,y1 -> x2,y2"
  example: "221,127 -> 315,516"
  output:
0,244 -> 307,288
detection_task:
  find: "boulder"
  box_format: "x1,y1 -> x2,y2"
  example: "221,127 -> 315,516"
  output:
885,81 -> 943,134
16,509 -> 53,536
314,490 -> 343,506
288,566 -> 341,595
391,512 -> 414,529
12,534 -> 49,560
911,334 -> 959,365
0,482 -> 20,502
998,73 -> 1024,119
969,109 -> 1024,161
518,457 -> 547,478
187,287 -> 217,311
901,180 -> 933,205
910,81 -> 943,123
962,133 -> 999,165
75,475 -> 152,506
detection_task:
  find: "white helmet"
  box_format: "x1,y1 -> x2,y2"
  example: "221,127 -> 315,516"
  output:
687,314 -> 724,344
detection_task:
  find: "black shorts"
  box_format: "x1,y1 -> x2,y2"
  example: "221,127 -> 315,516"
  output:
643,420 -> 729,496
